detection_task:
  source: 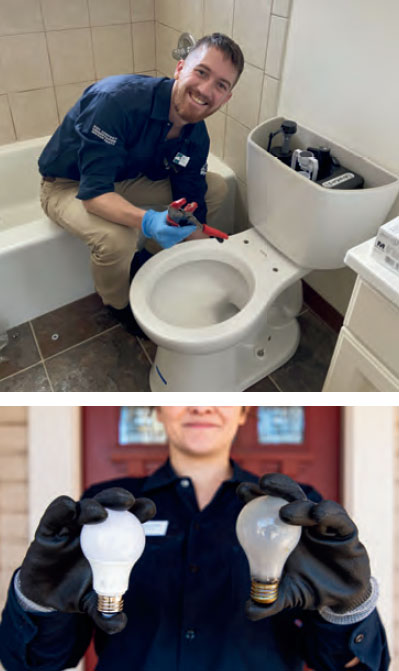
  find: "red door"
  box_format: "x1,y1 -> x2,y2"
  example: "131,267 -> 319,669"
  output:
82,406 -> 341,670
82,406 -> 341,499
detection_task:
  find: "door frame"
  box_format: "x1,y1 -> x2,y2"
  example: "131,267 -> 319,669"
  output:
28,406 -> 396,654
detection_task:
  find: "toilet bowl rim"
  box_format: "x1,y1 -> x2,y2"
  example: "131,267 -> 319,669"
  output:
130,234 -> 304,353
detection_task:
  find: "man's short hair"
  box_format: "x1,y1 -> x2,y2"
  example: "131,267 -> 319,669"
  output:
188,33 -> 245,87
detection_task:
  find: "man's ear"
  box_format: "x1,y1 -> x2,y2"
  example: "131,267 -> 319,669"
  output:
173,59 -> 185,79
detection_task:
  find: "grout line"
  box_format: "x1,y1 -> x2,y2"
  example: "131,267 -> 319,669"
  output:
29,321 -> 54,391
267,374 -> 284,392
29,321 -> 45,362
136,337 -> 155,365
0,361 -> 44,385
41,323 -> 120,363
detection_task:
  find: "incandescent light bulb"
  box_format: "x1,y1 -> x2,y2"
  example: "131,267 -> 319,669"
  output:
236,495 -> 301,605
80,508 -> 146,614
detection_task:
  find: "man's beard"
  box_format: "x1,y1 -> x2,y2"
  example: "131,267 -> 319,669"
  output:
173,89 -> 211,123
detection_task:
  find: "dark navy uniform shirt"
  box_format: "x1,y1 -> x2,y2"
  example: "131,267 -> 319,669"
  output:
38,75 -> 210,222
0,460 -> 390,671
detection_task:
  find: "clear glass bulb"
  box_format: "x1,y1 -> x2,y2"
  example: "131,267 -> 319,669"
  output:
236,495 -> 301,605
80,508 -> 146,614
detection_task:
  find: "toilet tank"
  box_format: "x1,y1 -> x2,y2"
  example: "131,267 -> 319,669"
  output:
247,117 -> 399,269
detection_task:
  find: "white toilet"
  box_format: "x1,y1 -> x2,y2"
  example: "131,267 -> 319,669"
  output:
130,117 -> 399,391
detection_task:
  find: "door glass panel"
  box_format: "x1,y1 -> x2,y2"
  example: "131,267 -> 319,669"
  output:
257,407 -> 304,444
119,407 -> 166,444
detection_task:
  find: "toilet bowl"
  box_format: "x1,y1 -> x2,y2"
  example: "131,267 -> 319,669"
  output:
130,228 -> 306,391
130,117 -> 399,391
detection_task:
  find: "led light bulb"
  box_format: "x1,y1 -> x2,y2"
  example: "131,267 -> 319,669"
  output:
80,508 -> 146,614
236,495 -> 301,605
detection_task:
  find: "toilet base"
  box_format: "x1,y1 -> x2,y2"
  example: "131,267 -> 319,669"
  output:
149,316 -> 300,392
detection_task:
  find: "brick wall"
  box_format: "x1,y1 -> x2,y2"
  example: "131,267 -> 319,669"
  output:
0,407 -> 29,616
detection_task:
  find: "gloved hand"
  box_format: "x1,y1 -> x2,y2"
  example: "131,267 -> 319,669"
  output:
19,487 -> 156,634
237,473 -> 371,621
141,209 -> 197,248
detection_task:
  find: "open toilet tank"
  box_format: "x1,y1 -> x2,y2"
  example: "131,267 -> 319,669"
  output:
131,117 -> 399,391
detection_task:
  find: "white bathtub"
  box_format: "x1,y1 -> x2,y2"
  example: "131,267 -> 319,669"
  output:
0,136 -> 236,331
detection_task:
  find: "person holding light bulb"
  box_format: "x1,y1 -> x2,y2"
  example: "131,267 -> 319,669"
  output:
0,406 -> 389,671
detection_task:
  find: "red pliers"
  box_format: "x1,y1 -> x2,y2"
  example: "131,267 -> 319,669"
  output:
166,198 -> 229,243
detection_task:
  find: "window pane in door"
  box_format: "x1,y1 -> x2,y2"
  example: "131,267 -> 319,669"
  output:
119,407 -> 166,444
257,407 -> 304,444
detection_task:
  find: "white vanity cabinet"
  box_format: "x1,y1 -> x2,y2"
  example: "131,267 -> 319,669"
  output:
323,239 -> 399,392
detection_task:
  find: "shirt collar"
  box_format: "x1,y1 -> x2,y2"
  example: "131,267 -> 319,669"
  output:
150,78 -> 204,143
150,78 -> 175,121
141,458 -> 255,493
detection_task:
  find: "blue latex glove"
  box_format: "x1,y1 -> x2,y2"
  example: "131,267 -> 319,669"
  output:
141,210 -> 197,249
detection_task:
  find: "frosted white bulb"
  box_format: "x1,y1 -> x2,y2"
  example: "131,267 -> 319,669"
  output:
236,495 -> 301,605
80,508 -> 146,614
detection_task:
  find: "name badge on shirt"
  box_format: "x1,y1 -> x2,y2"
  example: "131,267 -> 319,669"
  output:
142,520 -> 169,536
173,152 -> 191,167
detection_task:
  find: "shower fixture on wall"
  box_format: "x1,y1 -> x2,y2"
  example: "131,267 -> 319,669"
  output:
172,33 -> 196,60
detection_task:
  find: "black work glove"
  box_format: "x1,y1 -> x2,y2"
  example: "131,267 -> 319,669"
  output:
19,487 -> 156,634
237,473 -> 371,621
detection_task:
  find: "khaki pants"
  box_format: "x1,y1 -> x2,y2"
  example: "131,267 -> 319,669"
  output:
40,173 -> 227,309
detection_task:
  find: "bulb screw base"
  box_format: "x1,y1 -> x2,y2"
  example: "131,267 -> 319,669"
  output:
250,579 -> 279,605
97,594 -> 123,614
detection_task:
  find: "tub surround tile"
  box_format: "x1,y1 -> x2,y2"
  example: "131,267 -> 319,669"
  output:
92,25 -> 134,78
9,88 -> 59,140
0,95 -> 16,144
46,28 -> 95,86
132,22 -> 156,72
0,0 -> 43,36
204,0 -> 234,37
0,364 -> 51,392
270,309 -> 338,392
224,116 -> 248,183
31,293 -> 118,359
155,23 -> 180,78
226,63 -> 263,130
272,0 -> 291,18
131,0 -> 155,22
88,0 -> 131,26
40,0 -> 90,30
205,110 -> 226,158
233,0 -> 272,69
55,81 -> 95,122
45,327 -> 151,391
259,74 -> 280,123
155,0 -> 203,37
0,33 -> 52,92
265,15 -> 288,79
0,323 -> 40,382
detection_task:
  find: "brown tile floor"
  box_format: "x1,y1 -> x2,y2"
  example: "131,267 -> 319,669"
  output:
0,294 -> 337,392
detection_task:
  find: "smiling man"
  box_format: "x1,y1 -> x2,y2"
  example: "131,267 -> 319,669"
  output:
38,35 -> 243,336
0,407 -> 389,671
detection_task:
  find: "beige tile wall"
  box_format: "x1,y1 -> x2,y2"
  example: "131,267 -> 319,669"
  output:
155,0 -> 291,229
0,407 -> 28,620
0,0 -> 156,143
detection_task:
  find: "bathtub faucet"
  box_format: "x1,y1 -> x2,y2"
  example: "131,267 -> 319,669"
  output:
172,33 -> 196,60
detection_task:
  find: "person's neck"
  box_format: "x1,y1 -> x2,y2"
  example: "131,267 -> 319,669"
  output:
169,449 -> 233,510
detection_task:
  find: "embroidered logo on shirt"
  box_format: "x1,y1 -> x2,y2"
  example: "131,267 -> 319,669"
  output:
200,161 -> 208,175
173,152 -> 190,167
91,124 -> 118,146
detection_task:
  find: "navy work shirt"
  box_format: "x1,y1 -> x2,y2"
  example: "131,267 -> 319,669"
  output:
38,75 -> 210,222
0,460 -> 390,671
